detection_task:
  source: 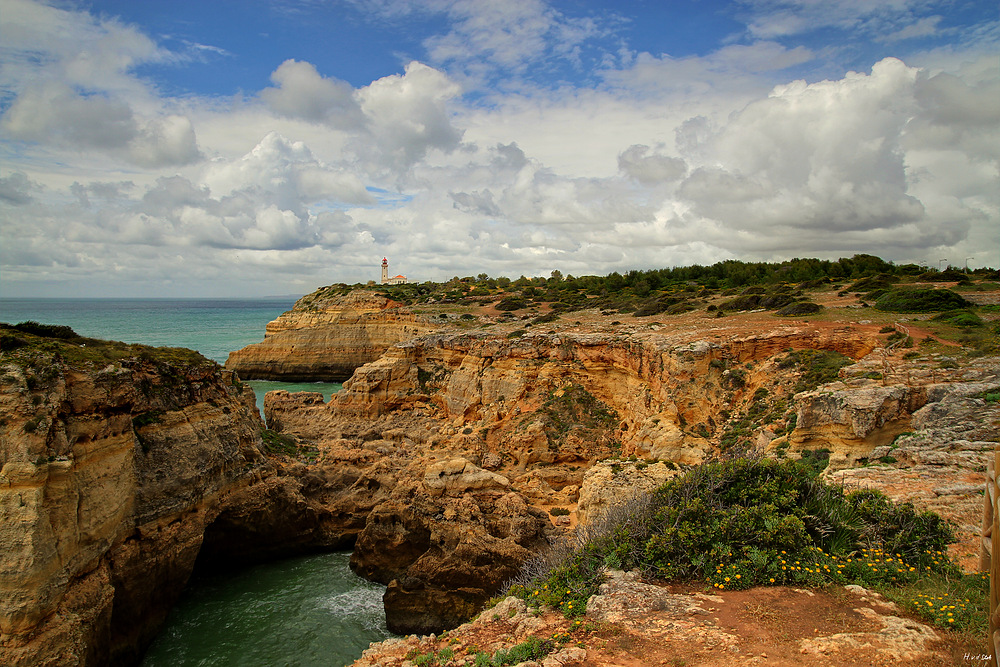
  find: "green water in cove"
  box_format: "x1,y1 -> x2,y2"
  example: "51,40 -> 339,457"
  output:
0,299 -> 382,663
141,552 -> 392,666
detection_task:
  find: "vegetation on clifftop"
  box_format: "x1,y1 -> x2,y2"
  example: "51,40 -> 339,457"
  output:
300,256 -> 997,341
0,321 -> 212,369
508,457 -> 985,633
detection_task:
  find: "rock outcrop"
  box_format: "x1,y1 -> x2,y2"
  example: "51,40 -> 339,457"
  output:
779,383 -> 929,468
577,460 -> 681,525
262,323 -> 882,634
825,375 -> 1000,570
351,575 -> 950,666
0,336 -> 272,666
294,327 -> 876,465
225,290 -> 440,381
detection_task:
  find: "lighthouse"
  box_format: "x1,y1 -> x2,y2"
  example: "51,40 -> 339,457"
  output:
381,258 -> 408,285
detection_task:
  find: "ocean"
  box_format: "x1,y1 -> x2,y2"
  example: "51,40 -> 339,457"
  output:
0,298 -> 389,666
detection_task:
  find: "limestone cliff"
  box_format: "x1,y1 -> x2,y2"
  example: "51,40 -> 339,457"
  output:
225,289 -> 441,381
273,326 -> 876,465
0,331 -> 268,666
263,324 -> 880,634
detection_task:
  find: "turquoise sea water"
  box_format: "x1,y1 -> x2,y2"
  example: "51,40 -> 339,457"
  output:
0,298 -> 384,665
0,297 -> 294,366
0,298 -> 343,414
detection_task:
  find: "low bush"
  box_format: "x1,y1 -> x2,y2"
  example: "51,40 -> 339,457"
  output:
12,321 -> 80,340
848,274 -> 899,293
509,458 -> 961,627
931,309 -> 984,328
495,297 -> 527,311
874,289 -> 972,313
775,301 -> 822,317
916,269 -> 969,283
720,291 -> 797,312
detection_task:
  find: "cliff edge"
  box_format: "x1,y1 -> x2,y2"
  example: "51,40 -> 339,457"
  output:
0,326 -> 269,666
225,288 -> 441,381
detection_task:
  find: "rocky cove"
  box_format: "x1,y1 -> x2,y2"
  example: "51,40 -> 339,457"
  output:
2,279 -> 998,665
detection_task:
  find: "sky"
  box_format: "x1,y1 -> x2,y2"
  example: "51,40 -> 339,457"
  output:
0,0 -> 998,298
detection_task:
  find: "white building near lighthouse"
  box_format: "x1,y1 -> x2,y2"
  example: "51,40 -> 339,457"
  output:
381,257 -> 407,285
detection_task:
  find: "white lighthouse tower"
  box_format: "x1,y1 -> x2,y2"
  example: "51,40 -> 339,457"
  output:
380,257 -> 408,285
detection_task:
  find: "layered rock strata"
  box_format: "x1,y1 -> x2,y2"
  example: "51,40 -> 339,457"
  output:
264,325 -> 881,633
0,340 -> 269,666
225,290 -> 441,381
276,327 -> 876,463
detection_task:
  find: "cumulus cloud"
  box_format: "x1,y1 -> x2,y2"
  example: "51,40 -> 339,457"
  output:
0,0 -> 168,93
0,172 -> 39,206
204,132 -> 373,207
0,0 -> 203,168
1,0 -> 997,297
618,145 -> 687,184
1,83 -> 202,166
119,132 -> 375,250
355,61 -> 464,170
3,82 -> 136,149
672,59 -> 928,234
260,59 -> 364,128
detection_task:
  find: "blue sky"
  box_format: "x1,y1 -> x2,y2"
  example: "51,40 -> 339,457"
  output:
1,0 -> 997,297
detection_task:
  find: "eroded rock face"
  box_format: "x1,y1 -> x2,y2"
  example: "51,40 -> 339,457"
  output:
225,290 -> 440,381
0,349 -> 266,666
826,379 -> 1000,570
348,469 -> 551,634
263,324 -> 881,634
359,492 -> 550,634
784,383 -> 929,468
577,461 -> 681,525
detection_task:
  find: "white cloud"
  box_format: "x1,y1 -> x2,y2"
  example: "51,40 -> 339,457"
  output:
618,145 -> 687,184
3,82 -> 137,150
424,0 -> 600,72
203,131 -> 373,209
0,171 -> 39,206
737,0 -> 938,40
1,0 -> 997,296
0,1 -> 201,168
355,61 -> 464,170
260,59 -> 364,128
0,0 -> 167,93
358,0 -> 608,87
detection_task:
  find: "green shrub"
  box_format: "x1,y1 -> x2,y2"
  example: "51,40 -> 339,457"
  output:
931,309 -> 984,327
260,428 -> 298,456
916,269 -> 969,283
775,301 -> 822,317
510,458 -> 957,614
847,274 -> 899,292
720,291 -> 797,312
489,637 -> 555,665
873,288 -> 972,313
496,297 -> 527,311
12,321 -> 80,340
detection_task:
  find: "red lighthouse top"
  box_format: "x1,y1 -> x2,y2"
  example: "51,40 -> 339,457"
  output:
382,257 -> 388,264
